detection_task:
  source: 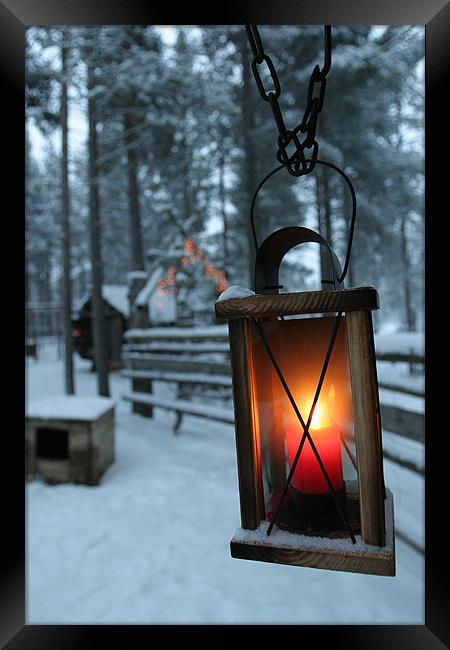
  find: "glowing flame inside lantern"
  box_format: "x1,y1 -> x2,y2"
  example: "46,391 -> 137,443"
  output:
156,238 -> 228,298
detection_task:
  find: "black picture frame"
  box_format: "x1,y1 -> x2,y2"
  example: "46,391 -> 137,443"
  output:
3,0 -> 449,646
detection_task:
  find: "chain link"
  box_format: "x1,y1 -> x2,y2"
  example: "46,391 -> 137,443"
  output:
245,25 -> 332,177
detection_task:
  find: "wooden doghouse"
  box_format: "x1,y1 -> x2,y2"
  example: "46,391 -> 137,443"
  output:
26,396 -> 115,485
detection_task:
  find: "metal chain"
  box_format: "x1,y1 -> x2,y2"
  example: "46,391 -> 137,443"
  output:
245,25 -> 332,177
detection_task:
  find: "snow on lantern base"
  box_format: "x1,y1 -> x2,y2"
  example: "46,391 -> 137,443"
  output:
215,285 -> 396,576
231,488 -> 395,577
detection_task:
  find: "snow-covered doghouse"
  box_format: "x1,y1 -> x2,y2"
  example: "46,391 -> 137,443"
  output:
72,284 -> 130,369
26,396 -> 115,485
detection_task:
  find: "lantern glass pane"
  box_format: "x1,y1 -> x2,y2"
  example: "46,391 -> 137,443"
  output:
250,315 -> 359,538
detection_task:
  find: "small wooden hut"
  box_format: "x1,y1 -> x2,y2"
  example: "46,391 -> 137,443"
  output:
26,396 -> 115,485
72,285 -> 129,369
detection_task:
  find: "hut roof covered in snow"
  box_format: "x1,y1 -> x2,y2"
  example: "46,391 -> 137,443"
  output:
74,284 -> 129,318
135,268 -> 164,307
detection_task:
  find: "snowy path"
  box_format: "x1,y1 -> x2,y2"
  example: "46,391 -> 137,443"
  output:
26,345 -> 424,624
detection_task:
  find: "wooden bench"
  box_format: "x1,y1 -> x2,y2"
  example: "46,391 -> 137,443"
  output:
121,325 -> 232,427
122,392 -> 234,434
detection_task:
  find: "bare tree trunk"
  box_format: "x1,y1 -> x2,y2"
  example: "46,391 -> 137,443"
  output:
25,126 -> 32,336
87,55 -> 110,396
218,135 -> 229,276
315,169 -> 334,284
123,111 -> 144,270
240,35 -> 257,288
400,215 -> 416,331
182,163 -> 192,224
61,39 -> 75,394
39,250 -> 52,303
394,97 -> 416,332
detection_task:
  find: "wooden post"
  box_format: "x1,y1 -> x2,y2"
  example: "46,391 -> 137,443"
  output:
61,37 -> 75,395
228,318 -> 265,529
346,310 -> 385,546
132,377 -> 153,418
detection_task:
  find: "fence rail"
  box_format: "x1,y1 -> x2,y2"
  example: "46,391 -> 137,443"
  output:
124,326 -> 424,439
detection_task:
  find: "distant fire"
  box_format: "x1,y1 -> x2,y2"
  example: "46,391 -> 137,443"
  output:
157,238 -> 228,297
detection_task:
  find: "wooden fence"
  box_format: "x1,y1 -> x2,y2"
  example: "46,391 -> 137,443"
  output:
122,325 -> 424,441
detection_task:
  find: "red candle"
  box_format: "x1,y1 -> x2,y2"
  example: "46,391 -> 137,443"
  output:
285,401 -> 344,496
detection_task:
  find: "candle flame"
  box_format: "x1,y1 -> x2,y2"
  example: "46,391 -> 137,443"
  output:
302,400 -> 332,430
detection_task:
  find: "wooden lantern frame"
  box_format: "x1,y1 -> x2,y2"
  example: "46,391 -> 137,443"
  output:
215,286 -> 395,576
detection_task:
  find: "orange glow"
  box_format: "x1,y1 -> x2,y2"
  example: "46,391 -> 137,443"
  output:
309,402 -> 328,430
156,237 -> 228,297
286,396 -> 343,494
157,265 -> 177,296
250,317 -> 352,498
299,391 -> 335,431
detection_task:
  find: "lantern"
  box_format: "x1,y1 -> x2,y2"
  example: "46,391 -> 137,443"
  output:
215,226 -> 395,576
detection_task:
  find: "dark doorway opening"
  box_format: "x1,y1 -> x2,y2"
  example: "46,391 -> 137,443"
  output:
36,427 -> 69,460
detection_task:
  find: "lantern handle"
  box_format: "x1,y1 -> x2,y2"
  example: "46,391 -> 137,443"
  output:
250,159 -> 357,287
254,225 -> 343,294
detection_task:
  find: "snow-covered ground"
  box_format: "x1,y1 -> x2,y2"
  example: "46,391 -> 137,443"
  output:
26,343 -> 424,624
377,360 -> 424,396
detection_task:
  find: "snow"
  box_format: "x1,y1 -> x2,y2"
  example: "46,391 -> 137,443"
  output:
127,271 -> 148,280
234,489 -> 394,556
27,396 -> 115,421
26,344 -> 424,624
74,284 -> 130,318
125,324 -> 228,339
382,430 -> 424,474
217,285 -> 256,301
377,361 -> 424,395
123,341 -> 230,352
383,457 -> 424,549
123,392 -> 235,422
375,332 -> 424,358
379,388 -> 424,414
135,268 -> 163,306
126,267 -> 178,324
102,285 -> 130,317
122,370 -> 232,386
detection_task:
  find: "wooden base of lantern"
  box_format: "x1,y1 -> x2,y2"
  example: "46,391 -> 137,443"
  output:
230,488 -> 395,576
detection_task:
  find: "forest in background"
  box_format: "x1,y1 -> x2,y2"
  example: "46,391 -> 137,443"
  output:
25,25 -> 424,333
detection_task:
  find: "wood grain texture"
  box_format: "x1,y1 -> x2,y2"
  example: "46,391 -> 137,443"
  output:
230,490 -> 395,576
228,319 -> 266,529
230,539 -> 395,576
346,310 -> 385,546
215,286 -> 379,320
